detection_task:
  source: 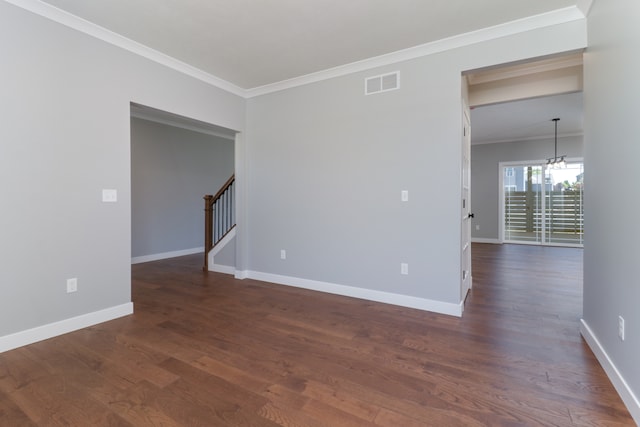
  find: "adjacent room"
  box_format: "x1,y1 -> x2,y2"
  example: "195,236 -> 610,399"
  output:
129,103 -> 236,270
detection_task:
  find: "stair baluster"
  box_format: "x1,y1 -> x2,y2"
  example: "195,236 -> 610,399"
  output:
203,174 -> 235,271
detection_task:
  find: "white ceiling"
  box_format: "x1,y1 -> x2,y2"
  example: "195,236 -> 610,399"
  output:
39,0 -> 579,89
471,92 -> 583,144
33,0 -> 585,142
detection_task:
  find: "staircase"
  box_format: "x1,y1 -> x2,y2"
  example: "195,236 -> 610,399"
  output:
203,175 -> 235,271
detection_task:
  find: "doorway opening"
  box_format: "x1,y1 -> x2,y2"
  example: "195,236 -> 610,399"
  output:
464,51 -> 584,246
129,103 -> 237,269
462,51 -> 585,311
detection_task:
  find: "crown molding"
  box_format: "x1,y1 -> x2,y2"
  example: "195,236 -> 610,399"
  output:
576,0 -> 594,17
4,0 -> 246,98
7,1 -> 587,100
245,6 -> 586,98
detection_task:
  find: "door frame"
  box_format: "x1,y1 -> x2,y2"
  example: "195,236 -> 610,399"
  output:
460,101 -> 472,306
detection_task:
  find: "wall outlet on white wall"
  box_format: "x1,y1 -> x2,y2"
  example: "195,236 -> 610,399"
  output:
280,249 -> 286,260
67,278 -> 78,293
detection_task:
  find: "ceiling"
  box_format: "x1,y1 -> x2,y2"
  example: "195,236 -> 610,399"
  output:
471,92 -> 583,145
39,0 -> 580,90
34,0 -> 585,142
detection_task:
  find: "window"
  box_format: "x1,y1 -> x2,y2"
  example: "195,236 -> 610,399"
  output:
500,161 -> 583,246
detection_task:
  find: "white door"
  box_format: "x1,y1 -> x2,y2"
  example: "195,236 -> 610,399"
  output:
461,106 -> 472,305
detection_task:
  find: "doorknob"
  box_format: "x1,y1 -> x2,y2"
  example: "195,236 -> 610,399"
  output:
468,213 -> 475,218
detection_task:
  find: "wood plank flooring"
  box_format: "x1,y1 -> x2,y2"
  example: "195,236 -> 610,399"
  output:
0,243 -> 634,426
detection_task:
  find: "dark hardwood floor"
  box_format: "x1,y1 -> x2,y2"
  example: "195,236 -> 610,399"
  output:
0,243 -> 634,426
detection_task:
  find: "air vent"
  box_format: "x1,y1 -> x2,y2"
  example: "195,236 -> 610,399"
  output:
365,71 -> 400,95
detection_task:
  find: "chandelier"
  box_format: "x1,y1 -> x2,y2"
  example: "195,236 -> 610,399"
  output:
546,118 -> 566,169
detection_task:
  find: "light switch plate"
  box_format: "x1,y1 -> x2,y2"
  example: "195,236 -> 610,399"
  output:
401,263 -> 409,275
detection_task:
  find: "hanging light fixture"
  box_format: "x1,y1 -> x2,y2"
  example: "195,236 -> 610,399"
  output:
546,118 -> 566,169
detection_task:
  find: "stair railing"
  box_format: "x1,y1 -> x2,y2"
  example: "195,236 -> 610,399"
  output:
203,174 -> 235,270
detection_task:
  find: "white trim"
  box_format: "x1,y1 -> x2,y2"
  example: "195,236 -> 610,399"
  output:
209,228 -> 236,258
233,132 -> 249,275
131,247 -> 202,264
498,161 -> 507,243
580,319 -> 640,424
0,303 -> 134,353
471,238 -> 501,244
234,270 -> 249,280
4,0 -> 245,97
208,264 -> 235,275
576,0 -> 594,17
206,227 -> 236,274
245,6 -> 586,98
247,271 -> 462,317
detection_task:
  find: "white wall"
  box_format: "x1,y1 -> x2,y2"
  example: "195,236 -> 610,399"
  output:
2,0 -> 635,417
245,20 -> 587,314
0,0 -> 591,350
0,2 -> 244,346
131,118 -> 234,260
471,136 -> 584,241
582,0 -> 640,421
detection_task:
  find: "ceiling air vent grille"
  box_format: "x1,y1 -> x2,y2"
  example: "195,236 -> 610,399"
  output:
365,71 -> 400,95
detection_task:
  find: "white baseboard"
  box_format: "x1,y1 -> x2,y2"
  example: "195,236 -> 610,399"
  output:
132,247 -> 203,264
246,271 -> 462,317
580,319 -> 640,424
0,302 -> 134,353
208,264 -> 235,275
235,270 -> 249,280
471,238 -> 501,244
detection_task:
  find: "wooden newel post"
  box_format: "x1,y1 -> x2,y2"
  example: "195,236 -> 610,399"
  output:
203,195 -> 214,271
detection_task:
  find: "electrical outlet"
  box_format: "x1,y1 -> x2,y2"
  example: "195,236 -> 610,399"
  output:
67,278 -> 78,293
401,190 -> 409,202
475,224 -> 480,231
400,263 -> 409,275
280,249 -> 286,260
618,316 -> 625,341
